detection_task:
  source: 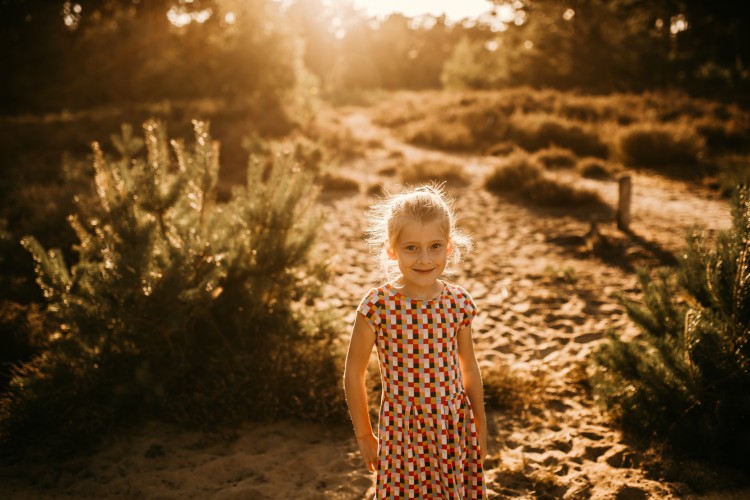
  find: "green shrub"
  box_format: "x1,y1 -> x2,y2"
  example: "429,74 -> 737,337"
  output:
0,120 -> 344,456
592,187 -> 750,467
617,123 -> 705,167
485,153 -> 608,209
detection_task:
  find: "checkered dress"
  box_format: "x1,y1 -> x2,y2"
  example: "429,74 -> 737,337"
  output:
358,283 -> 485,499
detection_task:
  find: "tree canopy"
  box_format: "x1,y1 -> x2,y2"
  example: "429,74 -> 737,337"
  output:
1,0 -> 748,114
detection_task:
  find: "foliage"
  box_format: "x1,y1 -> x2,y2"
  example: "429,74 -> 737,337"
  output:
404,120 -> 477,151
592,187 -> 750,466
0,120 -> 344,456
441,37 -> 509,90
483,364 -> 545,413
0,0 -> 300,114
508,114 -> 609,158
578,158 -> 615,180
485,153 -> 609,210
617,123 -> 705,167
535,147 -> 578,170
400,160 -> 469,187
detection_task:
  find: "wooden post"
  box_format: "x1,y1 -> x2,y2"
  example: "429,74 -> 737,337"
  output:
617,175 -> 632,231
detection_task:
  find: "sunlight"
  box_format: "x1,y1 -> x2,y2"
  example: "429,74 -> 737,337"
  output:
62,2 -> 82,30
670,14 -> 689,35
167,5 -> 213,27
351,0 -> 494,22
485,39 -> 500,52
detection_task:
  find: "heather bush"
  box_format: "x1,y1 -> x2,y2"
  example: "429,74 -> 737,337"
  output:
0,121 -> 344,456
535,147 -> 578,169
508,113 -> 609,158
319,172 -> 361,193
483,364 -> 546,413
592,187 -> 750,467
578,158 -> 615,180
617,123 -> 705,167
403,119 -> 477,151
694,118 -> 750,154
485,153 -> 609,209
400,160 -> 470,187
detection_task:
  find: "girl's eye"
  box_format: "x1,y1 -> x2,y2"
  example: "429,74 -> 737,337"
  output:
405,245 -> 417,251
431,243 -> 442,249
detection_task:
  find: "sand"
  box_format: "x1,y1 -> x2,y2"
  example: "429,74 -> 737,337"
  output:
1,103 -> 743,499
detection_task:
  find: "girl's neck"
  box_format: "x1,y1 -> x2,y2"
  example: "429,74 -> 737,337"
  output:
392,279 -> 445,301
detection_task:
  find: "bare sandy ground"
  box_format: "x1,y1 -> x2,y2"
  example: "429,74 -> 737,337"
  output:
1,103 -> 744,499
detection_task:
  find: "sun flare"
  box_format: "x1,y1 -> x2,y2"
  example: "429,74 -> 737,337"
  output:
350,0 -> 494,21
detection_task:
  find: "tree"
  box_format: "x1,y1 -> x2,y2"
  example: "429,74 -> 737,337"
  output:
1,120 -> 342,454
592,187 -> 750,466
0,0 -> 300,113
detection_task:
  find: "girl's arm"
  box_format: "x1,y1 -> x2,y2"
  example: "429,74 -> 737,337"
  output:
458,325 -> 488,461
343,312 -> 378,472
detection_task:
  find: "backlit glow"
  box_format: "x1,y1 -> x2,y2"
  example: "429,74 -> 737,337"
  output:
167,6 -> 213,27
351,0 -> 494,22
670,14 -> 688,35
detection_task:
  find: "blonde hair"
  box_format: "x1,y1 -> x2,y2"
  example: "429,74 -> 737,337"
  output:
365,183 -> 472,282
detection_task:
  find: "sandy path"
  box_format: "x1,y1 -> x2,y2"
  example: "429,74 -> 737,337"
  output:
317,107 -> 732,499
0,104 -> 736,499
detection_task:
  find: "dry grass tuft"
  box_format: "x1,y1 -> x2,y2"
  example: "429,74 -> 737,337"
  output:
318,173 -> 360,193
508,113 -> 609,158
485,141 -> 518,157
578,157 -> 615,180
483,363 -> 546,413
617,122 -> 705,167
400,159 -> 470,187
535,146 -> 578,169
403,119 -> 477,151
485,153 -> 608,209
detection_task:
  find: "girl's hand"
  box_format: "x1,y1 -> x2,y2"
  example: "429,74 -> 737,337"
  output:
356,432 -> 379,473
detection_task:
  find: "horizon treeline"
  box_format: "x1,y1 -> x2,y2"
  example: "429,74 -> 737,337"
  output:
2,0 -> 750,116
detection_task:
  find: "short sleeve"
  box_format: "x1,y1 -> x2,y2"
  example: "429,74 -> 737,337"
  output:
356,288 -> 382,334
458,288 -> 477,329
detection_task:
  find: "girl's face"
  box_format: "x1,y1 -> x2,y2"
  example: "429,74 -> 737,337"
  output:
387,218 -> 452,295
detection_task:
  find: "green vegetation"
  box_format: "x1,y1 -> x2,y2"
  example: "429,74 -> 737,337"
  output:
0,121 -> 344,456
592,187 -> 750,467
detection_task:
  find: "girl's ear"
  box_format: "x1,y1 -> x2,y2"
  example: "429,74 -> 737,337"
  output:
386,244 -> 397,260
447,239 -> 454,257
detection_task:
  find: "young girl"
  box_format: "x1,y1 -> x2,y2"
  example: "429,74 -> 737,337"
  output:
344,184 -> 487,499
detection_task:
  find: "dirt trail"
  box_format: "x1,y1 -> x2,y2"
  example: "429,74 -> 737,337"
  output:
317,106 -> 733,499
